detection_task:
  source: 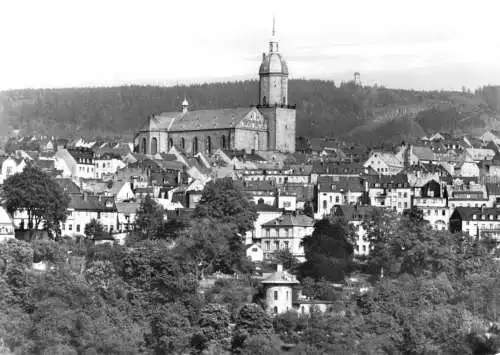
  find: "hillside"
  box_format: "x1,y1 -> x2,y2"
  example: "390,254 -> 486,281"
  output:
1,80 -> 499,142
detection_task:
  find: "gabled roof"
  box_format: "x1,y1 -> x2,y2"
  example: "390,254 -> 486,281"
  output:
365,173 -> 409,188
262,214 -> 314,227
144,107 -> 262,132
261,270 -> 300,285
312,161 -> 365,175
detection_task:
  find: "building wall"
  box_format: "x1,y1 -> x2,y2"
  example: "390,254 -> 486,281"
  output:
265,284 -> 293,314
234,129 -> 268,152
259,106 -> 296,153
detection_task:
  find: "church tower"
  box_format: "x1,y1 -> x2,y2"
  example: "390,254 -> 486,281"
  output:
258,18 -> 296,153
259,18 -> 289,106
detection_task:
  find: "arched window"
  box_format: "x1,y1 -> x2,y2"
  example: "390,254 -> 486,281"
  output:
141,138 -> 147,154
192,137 -> 198,154
323,200 -> 327,211
227,135 -> 231,150
151,138 -> 157,155
180,138 -> 185,150
273,306 -> 278,314
274,290 -> 278,301
221,135 -> 227,149
254,134 -> 259,151
206,136 -> 212,155
263,96 -> 267,106
168,138 -> 173,150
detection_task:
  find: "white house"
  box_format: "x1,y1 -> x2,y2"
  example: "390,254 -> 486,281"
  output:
55,148 -> 95,180
261,265 -> 300,315
245,204 -> 283,245
0,206 -> 15,242
94,153 -> 126,179
61,194 -> 118,237
246,243 -> 264,262
316,176 -> 364,218
0,156 -> 25,184
116,202 -> 141,232
260,214 -> 315,262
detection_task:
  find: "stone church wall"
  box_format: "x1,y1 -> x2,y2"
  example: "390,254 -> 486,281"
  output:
234,129 -> 268,153
168,129 -> 234,155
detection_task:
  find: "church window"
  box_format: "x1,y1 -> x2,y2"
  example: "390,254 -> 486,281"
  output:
151,138 -> 158,155
221,135 -> 227,149
206,136 -> 212,155
141,138 -> 147,154
254,134 -> 259,151
274,290 -> 278,301
180,138 -> 185,150
168,138 -> 173,150
193,137 -> 198,154
227,135 -> 231,149
263,96 -> 267,106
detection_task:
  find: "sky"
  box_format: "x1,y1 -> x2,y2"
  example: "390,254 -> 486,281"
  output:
1,0 -> 500,91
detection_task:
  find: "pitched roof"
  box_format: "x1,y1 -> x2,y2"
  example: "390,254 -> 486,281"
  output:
68,194 -> 116,211
411,146 -> 435,161
317,176 -> 364,193
262,214 -> 314,227
116,202 -> 141,214
147,107 -> 259,132
56,178 -> 81,194
261,270 -> 300,285
486,182 -> 500,196
452,207 -> 500,221
333,205 -> 379,221
312,161 -> 365,175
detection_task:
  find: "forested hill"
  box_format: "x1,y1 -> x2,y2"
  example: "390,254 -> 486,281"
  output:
1,80 -> 499,143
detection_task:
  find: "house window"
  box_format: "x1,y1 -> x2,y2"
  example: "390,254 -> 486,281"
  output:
335,196 -> 340,203
76,224 -> 80,232
273,306 -> 278,314
266,229 -> 270,238
274,241 -> 279,250
265,241 -> 270,250
274,291 -> 278,301
69,224 -> 72,231
322,200 -> 327,210
284,241 -> 289,249
286,291 -> 289,300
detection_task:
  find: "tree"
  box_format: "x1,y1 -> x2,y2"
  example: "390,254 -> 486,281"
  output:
193,178 -> 257,234
32,240 -> 67,265
299,219 -> 354,282
232,304 -> 273,351
84,218 -> 106,241
191,304 -> 231,352
149,305 -> 192,355
176,218 -> 235,278
134,195 -> 164,240
269,249 -> 300,270
2,166 -> 69,237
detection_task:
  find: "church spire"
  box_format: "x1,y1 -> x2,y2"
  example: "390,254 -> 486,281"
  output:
269,17 -> 279,53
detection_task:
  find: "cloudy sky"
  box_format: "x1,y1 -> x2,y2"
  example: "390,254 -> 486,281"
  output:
1,0 -> 499,91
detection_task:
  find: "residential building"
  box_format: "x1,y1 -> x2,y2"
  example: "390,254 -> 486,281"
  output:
94,152 -> 126,179
260,213 -> 314,261
366,174 -> 412,213
0,206 -> 15,242
363,151 -> 403,175
55,147 -> 96,179
316,176 -> 364,217
450,207 -> 500,239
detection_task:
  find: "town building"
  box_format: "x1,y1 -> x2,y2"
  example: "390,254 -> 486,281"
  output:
55,147 -> 96,179
260,213 -> 314,261
450,207 -> 500,239
316,176 -> 364,217
261,264 -> 300,315
134,23 -> 296,155
0,206 -> 15,242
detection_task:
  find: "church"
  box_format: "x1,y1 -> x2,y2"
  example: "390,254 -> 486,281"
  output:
134,24 -> 296,155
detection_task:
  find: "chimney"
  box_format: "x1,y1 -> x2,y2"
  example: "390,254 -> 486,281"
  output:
277,264 -> 283,272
